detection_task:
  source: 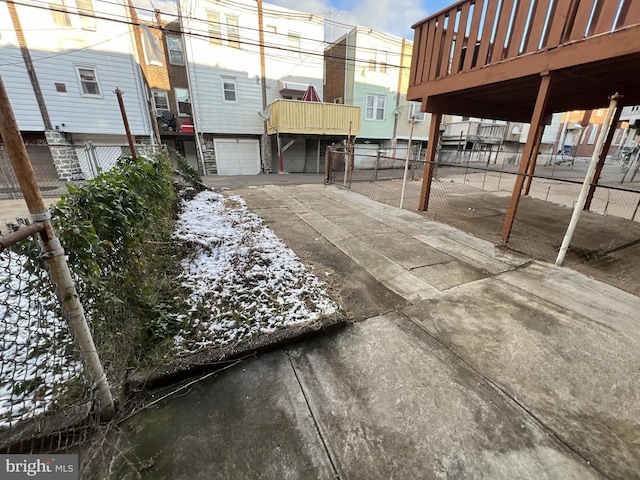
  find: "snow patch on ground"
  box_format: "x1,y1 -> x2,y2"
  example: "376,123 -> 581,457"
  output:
173,190 -> 339,354
0,250 -> 84,428
0,188 -> 340,426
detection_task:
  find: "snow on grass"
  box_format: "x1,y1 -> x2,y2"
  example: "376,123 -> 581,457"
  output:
0,188 -> 340,425
173,190 -> 339,354
0,250 -> 85,428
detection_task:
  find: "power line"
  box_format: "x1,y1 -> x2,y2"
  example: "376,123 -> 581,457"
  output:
0,0 -> 411,70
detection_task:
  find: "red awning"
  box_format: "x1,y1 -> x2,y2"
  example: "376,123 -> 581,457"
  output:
301,84 -> 321,102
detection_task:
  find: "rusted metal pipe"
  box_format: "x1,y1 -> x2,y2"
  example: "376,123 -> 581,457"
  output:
0,223 -> 45,253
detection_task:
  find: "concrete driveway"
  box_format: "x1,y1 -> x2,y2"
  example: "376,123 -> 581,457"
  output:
107,180 -> 639,480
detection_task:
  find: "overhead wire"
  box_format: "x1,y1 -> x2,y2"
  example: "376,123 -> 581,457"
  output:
0,0 -> 411,66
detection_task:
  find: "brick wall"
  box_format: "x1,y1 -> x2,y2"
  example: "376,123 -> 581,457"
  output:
325,39 -> 347,104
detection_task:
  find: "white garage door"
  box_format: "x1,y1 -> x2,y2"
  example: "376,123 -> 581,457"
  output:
214,138 -> 261,175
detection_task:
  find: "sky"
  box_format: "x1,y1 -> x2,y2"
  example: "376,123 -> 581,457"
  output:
268,0 -> 454,39
145,0 -> 454,40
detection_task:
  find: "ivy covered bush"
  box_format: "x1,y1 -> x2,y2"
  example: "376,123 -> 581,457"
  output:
49,151 -> 202,388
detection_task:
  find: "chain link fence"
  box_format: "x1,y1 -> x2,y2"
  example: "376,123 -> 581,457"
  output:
0,142 -> 162,200
1,230 -> 97,453
0,141 -> 164,455
330,144 -> 640,296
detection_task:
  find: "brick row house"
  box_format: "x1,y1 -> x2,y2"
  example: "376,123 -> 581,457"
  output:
325,27 -> 432,162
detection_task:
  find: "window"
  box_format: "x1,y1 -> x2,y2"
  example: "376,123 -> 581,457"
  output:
76,66 -> 101,96
408,102 -> 426,121
206,11 -> 222,45
366,94 -> 386,121
222,78 -> 237,102
175,88 -> 191,116
50,0 -> 71,26
587,124 -> 599,144
368,49 -> 388,73
377,50 -> 388,73
166,35 -> 184,65
152,90 -> 169,114
76,0 -> 96,30
288,32 -> 301,57
226,15 -> 240,49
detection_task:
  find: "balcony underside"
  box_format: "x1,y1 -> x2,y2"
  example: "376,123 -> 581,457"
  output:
407,25 -> 640,122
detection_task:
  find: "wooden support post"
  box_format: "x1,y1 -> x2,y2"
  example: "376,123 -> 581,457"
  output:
501,74 -> 552,243
584,104 -> 623,211
418,111 -> 442,211
523,124 -> 544,195
114,88 -> 136,158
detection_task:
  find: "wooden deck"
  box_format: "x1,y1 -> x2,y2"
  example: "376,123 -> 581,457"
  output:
407,0 -> 640,244
407,0 -> 640,121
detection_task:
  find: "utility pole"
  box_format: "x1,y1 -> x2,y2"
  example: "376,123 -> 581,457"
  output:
0,75 -> 115,420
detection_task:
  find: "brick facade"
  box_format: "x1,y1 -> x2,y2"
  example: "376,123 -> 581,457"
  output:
324,39 -> 347,104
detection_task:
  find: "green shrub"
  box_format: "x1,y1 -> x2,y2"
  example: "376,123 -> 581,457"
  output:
43,151 -> 198,380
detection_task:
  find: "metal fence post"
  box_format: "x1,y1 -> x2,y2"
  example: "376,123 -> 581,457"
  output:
0,75 -> 115,420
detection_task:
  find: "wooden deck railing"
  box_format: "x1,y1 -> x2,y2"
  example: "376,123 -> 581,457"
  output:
410,0 -> 640,86
266,99 -> 361,136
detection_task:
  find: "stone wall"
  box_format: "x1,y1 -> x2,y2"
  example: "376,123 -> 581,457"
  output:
44,130 -> 83,180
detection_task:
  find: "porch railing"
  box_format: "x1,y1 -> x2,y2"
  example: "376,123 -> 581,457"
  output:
410,0 -> 640,85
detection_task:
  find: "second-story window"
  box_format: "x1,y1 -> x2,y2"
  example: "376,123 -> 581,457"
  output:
76,66 -> 101,96
366,94 -> 386,121
76,0 -> 96,30
288,32 -> 301,58
206,10 -> 222,45
50,0 -> 71,27
222,78 -> 237,102
152,90 -> 169,114
166,35 -> 184,65
368,49 -> 388,73
226,15 -> 240,49
175,88 -> 191,116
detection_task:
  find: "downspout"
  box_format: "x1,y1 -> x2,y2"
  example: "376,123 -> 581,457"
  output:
178,0 -> 206,174
391,38 -> 406,155
257,0 -> 271,173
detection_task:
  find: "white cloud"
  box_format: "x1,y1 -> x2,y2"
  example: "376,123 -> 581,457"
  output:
269,0 -> 428,40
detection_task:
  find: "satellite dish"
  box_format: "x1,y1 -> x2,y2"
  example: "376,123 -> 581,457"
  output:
258,108 -> 272,121
511,126 -> 520,135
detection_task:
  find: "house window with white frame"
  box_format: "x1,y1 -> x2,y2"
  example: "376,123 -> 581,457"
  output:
366,94 -> 386,121
222,78 -> 237,102
76,0 -> 96,30
288,32 -> 301,57
166,35 -> 184,65
587,124 -> 599,144
206,10 -> 222,45
175,88 -> 191,116
408,102 -> 426,121
76,66 -> 101,96
50,0 -> 71,26
152,90 -> 169,114
226,15 -> 240,49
